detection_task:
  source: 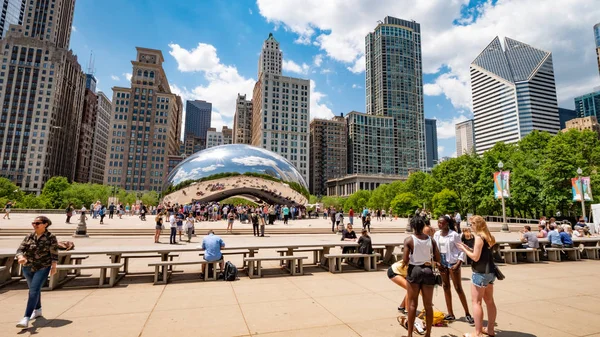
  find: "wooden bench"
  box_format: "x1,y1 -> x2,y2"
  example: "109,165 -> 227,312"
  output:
244,256 -> 307,279
581,245 -> 600,259
501,248 -> 539,264
323,253 -> 381,273
121,253 -> 179,273
49,263 -> 124,290
148,259 -> 223,284
545,247 -> 580,261
276,247 -> 323,264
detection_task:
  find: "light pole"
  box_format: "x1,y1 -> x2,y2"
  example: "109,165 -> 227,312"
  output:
577,167 -> 586,222
498,161 -> 509,232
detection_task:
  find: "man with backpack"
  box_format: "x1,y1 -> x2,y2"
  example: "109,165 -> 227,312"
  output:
200,230 -> 225,279
251,210 -> 260,237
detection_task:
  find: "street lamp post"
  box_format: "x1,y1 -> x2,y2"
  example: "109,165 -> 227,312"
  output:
498,161 -> 509,232
577,167 -> 586,222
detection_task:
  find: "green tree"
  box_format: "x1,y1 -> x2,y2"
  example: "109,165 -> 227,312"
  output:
390,192 -> 419,217
367,184 -> 388,210
432,188 -> 459,217
40,176 -> 70,209
344,190 -> 371,212
141,191 -> 159,206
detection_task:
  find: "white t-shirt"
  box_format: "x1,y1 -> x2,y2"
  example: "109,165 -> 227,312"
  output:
438,235 -> 448,254
169,215 -> 176,228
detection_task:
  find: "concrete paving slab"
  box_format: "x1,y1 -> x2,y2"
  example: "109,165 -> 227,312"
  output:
232,281 -> 308,304
240,298 -> 342,335
154,285 -> 238,311
254,324 -> 360,336
313,292 -> 399,322
61,290 -> 161,318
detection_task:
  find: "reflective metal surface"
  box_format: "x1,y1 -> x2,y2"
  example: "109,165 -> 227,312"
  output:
162,144 -> 309,206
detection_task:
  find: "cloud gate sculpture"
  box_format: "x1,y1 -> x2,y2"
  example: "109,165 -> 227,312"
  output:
162,144 -> 309,206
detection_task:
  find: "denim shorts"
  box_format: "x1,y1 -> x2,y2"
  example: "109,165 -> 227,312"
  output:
472,272 -> 496,287
440,253 -> 455,269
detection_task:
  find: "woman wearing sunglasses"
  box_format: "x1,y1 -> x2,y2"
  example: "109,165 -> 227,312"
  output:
15,216 -> 58,329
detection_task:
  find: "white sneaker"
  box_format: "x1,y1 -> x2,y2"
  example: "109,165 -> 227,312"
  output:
16,317 -> 29,328
30,309 -> 42,320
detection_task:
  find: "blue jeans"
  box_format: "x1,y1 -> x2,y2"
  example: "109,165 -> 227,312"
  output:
22,266 -> 51,317
170,227 -> 177,243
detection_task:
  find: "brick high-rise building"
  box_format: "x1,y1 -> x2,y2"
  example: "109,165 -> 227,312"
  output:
251,33 -> 310,183
0,0 -> 85,193
104,47 -> 182,192
309,115 -> 347,196
90,91 -> 111,184
74,74 -> 97,183
233,93 -> 253,144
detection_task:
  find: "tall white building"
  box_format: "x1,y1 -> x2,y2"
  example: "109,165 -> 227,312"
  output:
206,126 -> 232,149
251,33 -> 310,183
455,119 -> 475,156
470,37 -> 560,154
258,32 -> 282,77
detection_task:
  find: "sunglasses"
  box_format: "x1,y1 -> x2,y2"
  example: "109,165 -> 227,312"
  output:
31,221 -> 45,225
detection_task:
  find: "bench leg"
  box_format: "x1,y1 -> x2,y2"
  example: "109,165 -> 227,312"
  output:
154,266 -> 159,284
526,252 -> 534,263
313,251 -> 319,264
365,256 -> 371,271
504,251 -> 515,264
336,257 -> 343,273
99,268 -> 107,286
123,258 -> 129,274
247,261 -> 255,278
290,259 -> 297,276
109,267 -> 119,287
162,265 -> 168,284
298,259 -> 304,275
48,273 -> 58,290
328,258 -> 335,273
548,250 -> 559,261
75,259 -> 83,276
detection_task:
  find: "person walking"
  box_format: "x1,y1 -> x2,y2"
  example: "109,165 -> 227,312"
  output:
169,212 -> 177,244
250,210 -> 260,237
154,211 -> 163,243
434,216 -> 473,325
282,205 -> 290,225
330,207 -> 337,233
15,216 -> 58,328
99,205 -> 106,224
226,209 -> 235,233
108,203 -> 115,219
185,213 -> 195,243
176,211 -> 185,241
4,200 -> 13,219
456,215 -> 497,337
400,215 -> 441,337
348,207 -> 354,225
65,203 -> 74,224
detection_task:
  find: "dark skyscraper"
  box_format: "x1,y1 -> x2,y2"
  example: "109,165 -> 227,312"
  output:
365,17 -> 425,175
183,100 -> 211,155
0,0 -> 24,38
425,119 -> 438,169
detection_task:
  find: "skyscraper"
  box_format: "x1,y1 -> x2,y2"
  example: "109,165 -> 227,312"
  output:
0,0 -> 85,193
346,111 -> 395,175
258,32 -> 282,77
0,0 -> 24,38
594,23 -> 600,75
206,126 -> 233,149
455,119 -> 475,156
558,107 -> 578,129
251,33 -> 310,183
309,115 -> 347,196
365,17 -> 426,175
471,37 -> 560,154
75,74 -> 98,183
424,119 -> 438,169
184,100 -> 211,139
90,91 -> 111,184
104,48 -> 183,192
233,93 -> 253,144
574,89 -> 600,118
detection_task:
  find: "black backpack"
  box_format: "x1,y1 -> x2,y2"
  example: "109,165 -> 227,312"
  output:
223,261 -> 238,281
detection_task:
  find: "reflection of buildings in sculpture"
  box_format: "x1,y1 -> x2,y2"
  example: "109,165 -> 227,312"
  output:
163,144 -> 309,206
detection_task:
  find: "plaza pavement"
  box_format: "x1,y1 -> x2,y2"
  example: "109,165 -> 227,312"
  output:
1,215 -> 600,336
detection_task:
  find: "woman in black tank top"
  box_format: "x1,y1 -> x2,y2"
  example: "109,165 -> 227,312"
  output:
456,216 -> 497,337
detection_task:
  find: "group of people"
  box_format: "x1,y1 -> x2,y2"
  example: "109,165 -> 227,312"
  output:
388,215 -> 497,337
64,201 -> 150,224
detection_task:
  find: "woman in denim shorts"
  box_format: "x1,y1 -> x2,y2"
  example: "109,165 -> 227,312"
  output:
457,215 -> 497,337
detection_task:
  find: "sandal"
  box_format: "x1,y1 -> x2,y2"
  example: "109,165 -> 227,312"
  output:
482,327 -> 495,336
397,315 -> 408,331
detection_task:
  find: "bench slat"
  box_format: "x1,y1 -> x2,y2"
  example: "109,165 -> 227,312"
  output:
324,253 -> 381,258
244,256 -> 308,262
122,253 -> 179,258
545,247 -> 578,251
275,248 -> 323,253
149,260 -> 221,267
56,263 -> 123,269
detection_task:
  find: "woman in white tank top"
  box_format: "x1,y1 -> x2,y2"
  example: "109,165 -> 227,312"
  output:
399,215 -> 441,337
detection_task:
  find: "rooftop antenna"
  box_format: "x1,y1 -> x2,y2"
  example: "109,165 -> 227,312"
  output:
86,50 -> 95,75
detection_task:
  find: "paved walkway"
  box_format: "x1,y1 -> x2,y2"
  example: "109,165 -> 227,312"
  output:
1,257 -> 600,336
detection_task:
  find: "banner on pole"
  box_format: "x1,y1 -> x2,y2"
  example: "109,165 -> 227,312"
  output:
572,177 -> 593,202
493,171 -> 510,199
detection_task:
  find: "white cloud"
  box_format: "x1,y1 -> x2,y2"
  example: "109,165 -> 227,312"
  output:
249,8 -> 253,15
123,73 -> 132,81
434,114 -> 469,140
256,0 -> 600,109
282,59 -> 310,75
313,54 -> 323,67
438,146 -> 445,157
351,84 -> 362,89
110,75 -> 120,81
320,68 -> 332,74
310,79 -> 334,120
71,25 -> 77,32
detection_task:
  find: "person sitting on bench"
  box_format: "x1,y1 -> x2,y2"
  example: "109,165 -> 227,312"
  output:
201,230 -> 225,279
558,227 -> 573,248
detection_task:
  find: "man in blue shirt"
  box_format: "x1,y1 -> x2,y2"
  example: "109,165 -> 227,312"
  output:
547,225 -> 563,247
558,226 -> 573,248
201,230 -> 225,277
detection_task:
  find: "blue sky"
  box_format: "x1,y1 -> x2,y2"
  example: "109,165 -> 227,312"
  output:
69,0 -> 600,158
